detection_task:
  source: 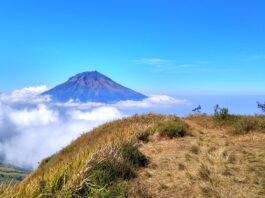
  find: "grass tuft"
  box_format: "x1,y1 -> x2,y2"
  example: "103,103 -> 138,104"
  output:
158,120 -> 188,139
178,163 -> 186,170
198,164 -> 211,181
190,145 -> 200,155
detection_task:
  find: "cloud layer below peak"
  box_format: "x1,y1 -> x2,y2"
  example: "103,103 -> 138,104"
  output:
0,86 -> 189,169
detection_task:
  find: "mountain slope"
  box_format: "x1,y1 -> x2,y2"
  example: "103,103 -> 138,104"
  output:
42,71 -> 147,103
1,114 -> 265,197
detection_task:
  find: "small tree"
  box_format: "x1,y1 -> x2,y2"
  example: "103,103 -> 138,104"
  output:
192,105 -> 202,114
214,104 -> 220,116
257,102 -> 265,113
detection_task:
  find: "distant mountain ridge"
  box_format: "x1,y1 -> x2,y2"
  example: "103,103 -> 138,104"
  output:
42,71 -> 147,103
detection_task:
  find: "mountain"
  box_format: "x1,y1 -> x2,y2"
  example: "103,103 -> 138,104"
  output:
2,114 -> 265,197
42,71 -> 147,103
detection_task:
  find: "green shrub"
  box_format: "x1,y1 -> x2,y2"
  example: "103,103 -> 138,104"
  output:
258,119 -> 265,131
158,120 -> 188,138
120,144 -> 148,168
214,104 -> 230,120
212,105 -> 246,127
89,158 -> 135,186
86,144 -> 149,197
87,143 -> 148,197
232,117 -> 260,134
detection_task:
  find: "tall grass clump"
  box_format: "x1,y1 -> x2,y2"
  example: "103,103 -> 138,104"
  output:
120,143 -> 148,168
158,119 -> 189,138
136,126 -> 156,142
89,158 -> 135,186
83,143 -> 148,197
232,116 -> 265,134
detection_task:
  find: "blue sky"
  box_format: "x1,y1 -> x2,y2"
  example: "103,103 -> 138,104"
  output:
0,0 -> 264,95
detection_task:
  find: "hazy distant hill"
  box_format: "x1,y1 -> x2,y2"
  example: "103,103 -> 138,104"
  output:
42,71 -> 147,103
0,163 -> 28,183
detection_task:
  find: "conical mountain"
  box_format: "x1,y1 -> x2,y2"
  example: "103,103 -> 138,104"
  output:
42,71 -> 147,103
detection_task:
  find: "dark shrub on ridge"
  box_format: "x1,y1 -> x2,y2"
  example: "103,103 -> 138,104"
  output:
120,144 -> 148,168
89,158 -> 135,186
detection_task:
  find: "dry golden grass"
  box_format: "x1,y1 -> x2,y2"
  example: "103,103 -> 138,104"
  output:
129,116 -> 265,198
1,114 -> 265,197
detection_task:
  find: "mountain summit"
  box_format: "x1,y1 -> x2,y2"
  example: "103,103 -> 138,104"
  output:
42,71 -> 147,103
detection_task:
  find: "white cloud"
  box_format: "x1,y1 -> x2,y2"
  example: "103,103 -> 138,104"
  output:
0,86 -> 188,169
55,100 -> 103,110
0,103 -> 4,124
70,107 -> 123,121
115,95 -> 189,108
9,104 -> 59,127
0,104 -> 124,169
0,85 -> 51,104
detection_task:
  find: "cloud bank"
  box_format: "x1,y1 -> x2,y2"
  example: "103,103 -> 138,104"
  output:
0,86 -> 189,169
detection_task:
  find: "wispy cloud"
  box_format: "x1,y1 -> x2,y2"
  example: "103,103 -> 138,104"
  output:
132,58 -> 176,65
132,58 -> 229,74
132,58 -> 198,73
242,54 -> 265,61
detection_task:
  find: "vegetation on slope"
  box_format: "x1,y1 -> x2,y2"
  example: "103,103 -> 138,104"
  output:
1,113 -> 265,197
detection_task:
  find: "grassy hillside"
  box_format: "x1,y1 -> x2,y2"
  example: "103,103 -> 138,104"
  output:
0,113 -> 265,197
